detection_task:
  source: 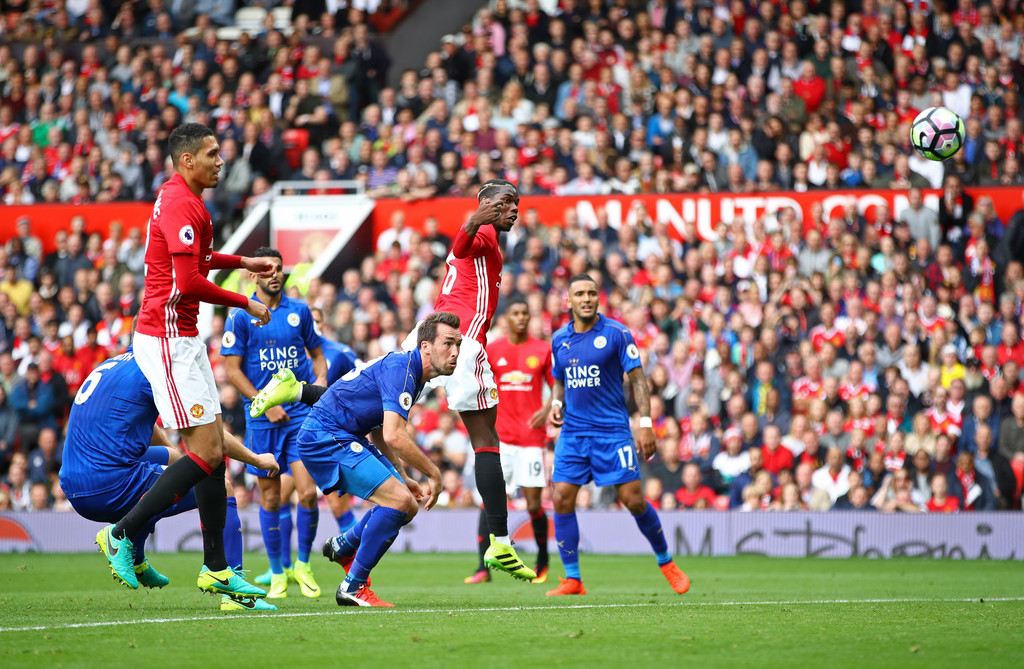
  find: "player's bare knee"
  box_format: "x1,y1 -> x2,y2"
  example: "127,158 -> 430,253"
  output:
260,489 -> 282,511
390,490 -> 418,519
297,490 -> 318,509
622,492 -> 647,515
552,487 -> 575,514
525,497 -> 543,516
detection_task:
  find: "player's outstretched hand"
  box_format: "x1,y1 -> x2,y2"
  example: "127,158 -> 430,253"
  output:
549,403 -> 564,428
636,427 -> 656,462
423,472 -> 443,511
265,405 -> 289,423
246,298 -> 271,326
528,405 -> 548,430
254,452 -> 280,477
406,478 -> 424,501
241,256 -> 276,278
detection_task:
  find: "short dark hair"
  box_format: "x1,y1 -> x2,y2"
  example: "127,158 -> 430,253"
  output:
477,178 -> 518,202
168,123 -> 216,168
568,273 -> 597,290
254,246 -> 283,261
505,297 -> 528,313
417,311 -> 460,347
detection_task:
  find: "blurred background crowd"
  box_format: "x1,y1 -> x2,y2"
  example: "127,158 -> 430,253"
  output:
1,0 -> 1024,515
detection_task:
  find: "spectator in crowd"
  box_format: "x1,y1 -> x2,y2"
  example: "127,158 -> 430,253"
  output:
8,363 -> 55,450
27,427 -> 61,485
811,447 -> 852,504
675,462 -> 717,510
998,394 -> 1024,463
3,453 -> 31,511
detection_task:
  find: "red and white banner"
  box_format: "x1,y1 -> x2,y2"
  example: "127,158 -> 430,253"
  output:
371,186 -> 1024,244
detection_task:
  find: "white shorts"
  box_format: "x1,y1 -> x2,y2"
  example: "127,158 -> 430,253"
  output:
134,332 -> 220,430
500,442 -> 546,492
401,321 -> 498,413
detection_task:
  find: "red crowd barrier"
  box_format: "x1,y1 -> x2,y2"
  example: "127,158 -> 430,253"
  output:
2,203 -> 152,255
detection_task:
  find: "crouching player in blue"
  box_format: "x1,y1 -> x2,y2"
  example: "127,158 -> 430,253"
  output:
59,349 -> 281,611
250,311 -> 457,606
545,275 -> 690,596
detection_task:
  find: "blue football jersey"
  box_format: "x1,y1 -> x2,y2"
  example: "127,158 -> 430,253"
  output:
221,294 -> 323,426
59,351 -> 159,496
304,349 -> 425,437
322,338 -> 359,386
551,314 -> 642,439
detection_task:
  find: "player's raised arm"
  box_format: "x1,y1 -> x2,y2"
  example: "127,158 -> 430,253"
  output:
452,199 -> 503,258
381,411 -> 443,510
171,251 -> 271,325
626,366 -> 656,461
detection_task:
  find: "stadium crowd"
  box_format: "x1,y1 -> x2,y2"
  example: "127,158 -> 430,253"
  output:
2,0 -> 1024,515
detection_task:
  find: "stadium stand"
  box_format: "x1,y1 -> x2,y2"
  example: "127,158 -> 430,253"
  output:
1,0 -> 1023,517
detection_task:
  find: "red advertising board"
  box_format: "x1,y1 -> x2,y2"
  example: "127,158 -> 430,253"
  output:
1,203 -> 152,254
371,186 -> 1024,244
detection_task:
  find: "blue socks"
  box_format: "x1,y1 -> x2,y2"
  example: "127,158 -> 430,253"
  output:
279,503 -> 293,568
260,505 -> 283,574
333,508 -> 374,557
633,502 -> 671,566
336,509 -> 357,533
296,505 -> 319,563
344,506 -> 408,586
553,511 -> 581,581
225,497 -> 243,571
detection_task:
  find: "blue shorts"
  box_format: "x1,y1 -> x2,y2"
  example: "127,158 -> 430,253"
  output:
297,426 -> 401,500
552,432 -> 642,488
64,448 -> 199,532
245,419 -> 302,477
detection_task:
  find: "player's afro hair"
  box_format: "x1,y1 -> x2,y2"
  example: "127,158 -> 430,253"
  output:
477,179 -> 518,202
168,123 -> 216,168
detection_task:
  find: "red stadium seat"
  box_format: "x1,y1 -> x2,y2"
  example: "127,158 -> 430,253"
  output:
282,128 -> 309,171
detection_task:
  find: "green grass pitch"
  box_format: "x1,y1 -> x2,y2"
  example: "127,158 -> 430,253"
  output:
1,552 -> 1022,668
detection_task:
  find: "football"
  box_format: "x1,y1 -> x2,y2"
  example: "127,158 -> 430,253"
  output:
910,106 -> 965,161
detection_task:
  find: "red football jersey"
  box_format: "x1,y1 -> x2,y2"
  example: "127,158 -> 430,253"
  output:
809,325 -> 845,352
839,381 -> 874,403
137,173 -> 214,338
926,496 -> 960,513
792,376 -> 826,402
434,224 -> 502,346
489,336 -> 553,447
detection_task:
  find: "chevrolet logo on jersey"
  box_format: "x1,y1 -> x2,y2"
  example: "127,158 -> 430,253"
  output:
564,364 -> 602,388
499,371 -> 533,384
259,346 -> 302,372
